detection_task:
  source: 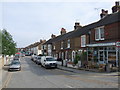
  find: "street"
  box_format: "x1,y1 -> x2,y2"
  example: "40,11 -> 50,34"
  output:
3,56 -> 119,88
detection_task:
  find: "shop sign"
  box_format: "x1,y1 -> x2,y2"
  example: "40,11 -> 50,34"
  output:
87,42 -> 116,47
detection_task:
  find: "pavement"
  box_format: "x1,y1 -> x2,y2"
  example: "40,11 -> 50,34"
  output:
57,65 -> 119,76
0,65 -> 10,89
0,56 -> 12,89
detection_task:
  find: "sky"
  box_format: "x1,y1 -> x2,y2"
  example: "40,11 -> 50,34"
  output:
0,0 -> 116,48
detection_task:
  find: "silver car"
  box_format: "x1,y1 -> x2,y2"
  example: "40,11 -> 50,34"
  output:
8,61 -> 21,71
36,56 -> 41,65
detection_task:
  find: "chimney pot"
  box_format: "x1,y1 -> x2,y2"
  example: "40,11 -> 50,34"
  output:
74,22 -> 82,30
112,1 -> 120,13
115,1 -> 119,6
51,34 -> 56,39
100,9 -> 108,19
60,28 -> 66,35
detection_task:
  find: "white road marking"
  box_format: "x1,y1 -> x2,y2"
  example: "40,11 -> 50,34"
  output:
65,85 -> 74,88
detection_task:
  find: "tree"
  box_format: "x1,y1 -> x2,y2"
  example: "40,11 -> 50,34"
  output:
2,29 -> 17,55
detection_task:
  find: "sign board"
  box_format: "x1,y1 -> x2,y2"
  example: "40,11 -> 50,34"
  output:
86,42 -> 116,47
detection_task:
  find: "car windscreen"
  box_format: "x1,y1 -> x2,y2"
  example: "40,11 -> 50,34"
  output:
11,61 -> 20,65
46,58 -> 56,61
14,58 -> 19,60
37,56 -> 41,59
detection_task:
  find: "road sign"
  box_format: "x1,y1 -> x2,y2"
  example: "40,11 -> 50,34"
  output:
116,41 -> 120,47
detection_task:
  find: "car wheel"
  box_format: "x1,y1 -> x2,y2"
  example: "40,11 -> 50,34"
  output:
41,64 -> 44,67
19,67 -> 21,71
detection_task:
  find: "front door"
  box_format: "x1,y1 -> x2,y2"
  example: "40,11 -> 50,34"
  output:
98,50 -> 105,64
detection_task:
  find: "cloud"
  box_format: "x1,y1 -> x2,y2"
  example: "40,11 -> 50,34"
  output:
2,2 -> 115,47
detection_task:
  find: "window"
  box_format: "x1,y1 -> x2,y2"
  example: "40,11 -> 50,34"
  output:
53,45 -> 55,50
81,35 -> 86,47
100,28 -> 104,39
95,29 -> 99,40
67,39 -> 70,48
95,26 -> 104,41
48,44 -> 51,50
44,45 -> 46,49
61,41 -> 63,49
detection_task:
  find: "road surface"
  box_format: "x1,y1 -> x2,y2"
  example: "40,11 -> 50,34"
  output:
2,56 -> 119,88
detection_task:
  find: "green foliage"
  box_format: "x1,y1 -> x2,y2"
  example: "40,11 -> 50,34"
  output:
1,29 -> 17,55
81,52 -> 87,62
73,55 -> 80,65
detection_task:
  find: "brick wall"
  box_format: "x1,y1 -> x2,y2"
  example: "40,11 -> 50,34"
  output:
90,22 -> 120,43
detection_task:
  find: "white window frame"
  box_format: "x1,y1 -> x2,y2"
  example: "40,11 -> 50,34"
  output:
67,39 -> 70,48
81,35 -> 86,47
53,45 -> 55,50
61,41 -> 63,49
48,44 -> 52,50
95,26 -> 105,41
44,45 -> 46,49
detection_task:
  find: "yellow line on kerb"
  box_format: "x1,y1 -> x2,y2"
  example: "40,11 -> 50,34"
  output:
2,72 -> 12,88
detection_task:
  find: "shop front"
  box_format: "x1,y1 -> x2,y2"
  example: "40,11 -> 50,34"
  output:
86,42 -> 119,71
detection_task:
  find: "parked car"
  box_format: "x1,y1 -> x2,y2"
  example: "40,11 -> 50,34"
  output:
8,60 -> 21,71
21,53 -> 25,57
33,56 -> 38,62
41,56 -> 57,68
13,57 -> 20,61
36,56 -> 41,65
31,54 -> 36,61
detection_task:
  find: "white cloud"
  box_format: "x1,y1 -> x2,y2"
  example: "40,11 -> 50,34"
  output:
1,0 -> 117,2
2,2 -> 116,47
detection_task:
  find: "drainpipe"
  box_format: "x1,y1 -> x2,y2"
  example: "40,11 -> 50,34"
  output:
116,47 -> 119,67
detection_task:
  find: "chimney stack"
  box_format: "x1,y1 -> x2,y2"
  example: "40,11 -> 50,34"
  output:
74,22 -> 82,30
40,39 -> 43,43
100,9 -> 108,19
40,39 -> 46,43
112,1 -> 120,13
51,34 -> 56,39
60,28 -> 66,35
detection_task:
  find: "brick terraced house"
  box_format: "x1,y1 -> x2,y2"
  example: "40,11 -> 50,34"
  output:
42,2 -> 120,70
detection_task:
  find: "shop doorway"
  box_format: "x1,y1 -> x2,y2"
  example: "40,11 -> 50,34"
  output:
98,50 -> 107,64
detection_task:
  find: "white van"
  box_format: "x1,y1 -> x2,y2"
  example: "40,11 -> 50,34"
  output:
41,56 -> 57,68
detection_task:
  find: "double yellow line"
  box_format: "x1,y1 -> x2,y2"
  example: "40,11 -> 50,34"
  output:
2,72 -> 12,88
